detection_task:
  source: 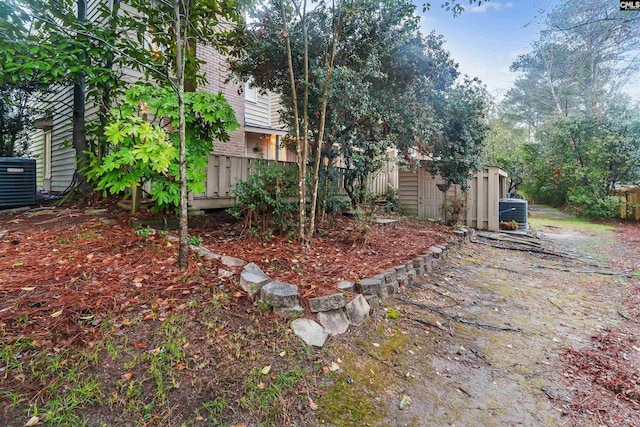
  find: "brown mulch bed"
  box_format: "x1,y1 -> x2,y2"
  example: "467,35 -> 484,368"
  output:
192,214 -> 450,296
559,222 -> 640,427
0,209 -> 222,348
0,206 -> 450,349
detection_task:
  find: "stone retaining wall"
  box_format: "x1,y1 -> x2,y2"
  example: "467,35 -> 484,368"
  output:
248,227 -> 474,347
179,227 -> 474,347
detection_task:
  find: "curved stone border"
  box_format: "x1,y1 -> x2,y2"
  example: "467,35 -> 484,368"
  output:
255,227 -> 475,347
169,227 -> 475,347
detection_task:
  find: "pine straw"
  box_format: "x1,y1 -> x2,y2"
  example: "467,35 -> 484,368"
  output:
197,215 -> 450,296
0,214 -> 221,348
1,209 -> 451,349
558,222 -> 640,427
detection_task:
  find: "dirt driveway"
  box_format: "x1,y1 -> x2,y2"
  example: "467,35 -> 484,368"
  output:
319,207 -> 640,427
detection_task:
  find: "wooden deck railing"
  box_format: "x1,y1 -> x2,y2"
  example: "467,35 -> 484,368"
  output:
188,154 -> 393,210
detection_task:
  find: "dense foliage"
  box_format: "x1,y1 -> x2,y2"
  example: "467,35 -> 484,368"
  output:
87,84 -> 238,210
235,0 -> 489,214
490,0 -> 640,218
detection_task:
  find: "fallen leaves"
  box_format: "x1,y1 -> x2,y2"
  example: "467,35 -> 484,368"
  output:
120,372 -> 135,381
0,214 -> 223,349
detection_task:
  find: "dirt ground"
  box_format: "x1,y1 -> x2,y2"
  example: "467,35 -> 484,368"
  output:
2,204 -> 639,426
317,205 -> 640,427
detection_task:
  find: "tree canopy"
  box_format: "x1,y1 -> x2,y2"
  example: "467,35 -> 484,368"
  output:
494,0 -> 640,217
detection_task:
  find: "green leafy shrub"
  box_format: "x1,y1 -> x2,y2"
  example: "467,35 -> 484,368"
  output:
86,84 -> 238,211
228,160 -> 297,234
567,188 -> 620,219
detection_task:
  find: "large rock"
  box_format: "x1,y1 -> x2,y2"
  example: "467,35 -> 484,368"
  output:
346,294 -> 370,326
357,277 -> 382,295
309,293 -> 345,313
337,280 -> 355,292
240,264 -> 271,294
261,281 -> 298,308
317,309 -> 350,336
291,318 -> 329,347
221,255 -> 246,268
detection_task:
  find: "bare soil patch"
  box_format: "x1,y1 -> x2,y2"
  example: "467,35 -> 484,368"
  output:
311,213 -> 640,427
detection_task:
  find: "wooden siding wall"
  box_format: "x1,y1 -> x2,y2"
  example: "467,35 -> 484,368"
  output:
269,92 -> 285,129
616,188 -> 640,221
398,165 -> 507,231
245,91 -> 270,128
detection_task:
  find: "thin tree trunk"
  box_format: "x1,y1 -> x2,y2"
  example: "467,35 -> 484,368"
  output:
174,0 -> 189,269
281,0 -> 305,243
73,0 -> 90,194
306,2 -> 342,240
96,0 -> 121,164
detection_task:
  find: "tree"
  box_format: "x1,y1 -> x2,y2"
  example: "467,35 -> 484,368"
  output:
87,85 -> 238,211
0,0 -> 127,190
1,0 -> 245,268
107,0 -> 244,268
426,77 -> 489,191
235,0 -> 475,230
504,0 -> 640,217
481,106 -> 530,196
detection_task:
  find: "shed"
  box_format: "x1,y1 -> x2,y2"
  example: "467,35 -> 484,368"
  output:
615,187 -> 640,221
398,163 -> 508,231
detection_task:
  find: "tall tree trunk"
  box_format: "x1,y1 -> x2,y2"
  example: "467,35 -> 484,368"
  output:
281,0 -> 305,243
174,0 -> 189,269
306,2 -> 342,240
96,0 -> 121,164
73,0 -> 90,194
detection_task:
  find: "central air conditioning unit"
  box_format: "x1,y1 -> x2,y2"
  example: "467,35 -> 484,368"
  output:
499,198 -> 528,229
0,158 -> 36,208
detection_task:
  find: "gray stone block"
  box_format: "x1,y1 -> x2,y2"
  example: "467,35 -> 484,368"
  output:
317,309 -> 350,336
386,280 -> 399,294
291,318 -> 328,347
364,294 -> 379,311
412,256 -> 424,269
394,265 -> 407,276
337,280 -> 355,292
240,266 -> 271,295
407,269 -> 416,282
309,293 -> 345,313
429,246 -> 443,259
384,269 -> 396,283
243,262 -> 261,271
346,294 -> 370,326
377,283 -> 389,299
221,255 -> 246,268
373,273 -> 387,285
357,277 -> 382,295
261,281 -> 298,308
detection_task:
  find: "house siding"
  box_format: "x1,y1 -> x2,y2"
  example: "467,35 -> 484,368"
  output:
245,91 -> 270,128
197,45 -> 245,157
269,92 -> 285,129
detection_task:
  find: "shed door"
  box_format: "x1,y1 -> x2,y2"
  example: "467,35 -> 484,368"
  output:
418,167 -> 446,219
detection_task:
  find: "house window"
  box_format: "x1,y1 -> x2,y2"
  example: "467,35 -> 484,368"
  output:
44,130 -> 52,180
245,78 -> 257,102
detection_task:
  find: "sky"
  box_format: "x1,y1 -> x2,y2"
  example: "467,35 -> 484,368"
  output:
414,0 -> 561,99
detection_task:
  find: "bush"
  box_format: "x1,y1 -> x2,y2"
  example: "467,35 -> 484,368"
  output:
228,161 -> 297,234
566,188 -> 620,219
